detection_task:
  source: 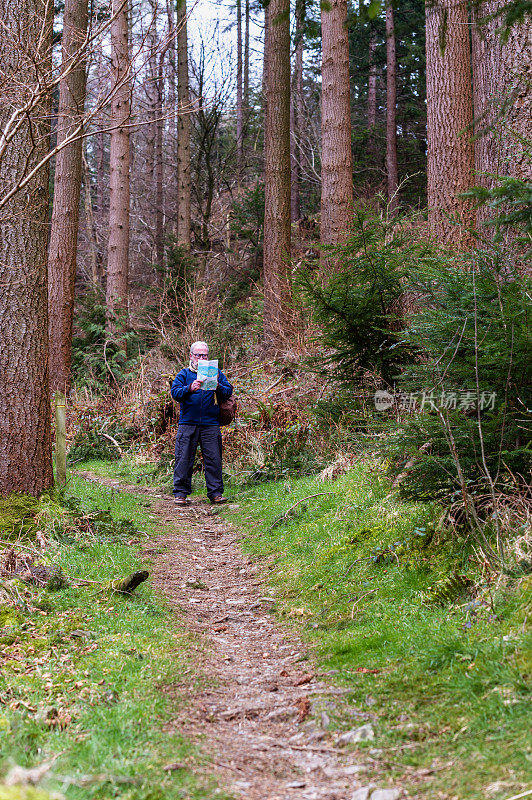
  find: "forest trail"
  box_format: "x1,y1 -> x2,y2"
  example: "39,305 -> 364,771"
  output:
78,472 -> 402,800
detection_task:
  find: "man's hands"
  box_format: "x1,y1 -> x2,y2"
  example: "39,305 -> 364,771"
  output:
190,376 -> 218,392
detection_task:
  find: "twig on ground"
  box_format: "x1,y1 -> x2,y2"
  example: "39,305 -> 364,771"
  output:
341,558 -> 366,577
504,790 -> 532,800
260,737 -> 342,755
269,493 -> 336,530
213,760 -> 245,773
351,590 -> 377,618
261,374 -> 285,395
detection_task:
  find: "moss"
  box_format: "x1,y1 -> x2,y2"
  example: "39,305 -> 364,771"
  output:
0,604 -> 22,630
0,495 -> 40,539
0,788 -> 60,800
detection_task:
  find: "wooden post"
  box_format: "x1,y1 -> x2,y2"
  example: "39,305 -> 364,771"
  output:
55,392 -> 67,486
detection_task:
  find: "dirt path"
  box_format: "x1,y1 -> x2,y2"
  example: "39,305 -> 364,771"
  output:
79,472 -> 402,800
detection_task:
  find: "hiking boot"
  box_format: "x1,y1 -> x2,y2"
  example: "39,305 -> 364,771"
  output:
211,496 -> 227,504
174,496 -> 189,506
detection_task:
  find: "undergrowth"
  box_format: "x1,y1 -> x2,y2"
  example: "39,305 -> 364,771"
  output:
228,465 -> 531,800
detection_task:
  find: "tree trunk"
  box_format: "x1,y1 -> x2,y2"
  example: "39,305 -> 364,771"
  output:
107,0 -> 131,324
96,46 -> 107,242
0,0 -> 53,495
290,0 -> 304,223
500,18 -> 532,184
425,0 -> 474,247
155,50 -> 165,275
236,0 -> 244,179
262,6 -> 269,115
144,1 -> 158,267
472,5 -> 531,249
472,5 -> 532,183
385,0 -> 398,212
166,0 -> 178,236
320,0 -> 353,253
290,91 -> 300,223
244,0 -> 250,126
177,0 -> 191,250
471,0 -> 502,232
82,149 -> 102,287
368,29 -> 377,128
263,0 -> 291,350
48,0 -> 89,395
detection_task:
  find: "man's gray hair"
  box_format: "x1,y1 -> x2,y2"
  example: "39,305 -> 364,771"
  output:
190,341 -> 209,354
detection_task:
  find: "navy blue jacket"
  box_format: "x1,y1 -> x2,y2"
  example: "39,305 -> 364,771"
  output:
171,367 -> 233,426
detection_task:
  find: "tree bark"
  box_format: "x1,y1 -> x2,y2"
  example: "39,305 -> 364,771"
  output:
236,0 -> 244,179
385,0 -> 398,212
425,0 -> 474,247
177,0 -> 191,250
155,50 -> 165,275
166,0 -> 178,236
472,5 -> 531,249
48,0 -> 89,395
500,18 -> 532,184
290,0 -> 304,223
263,0 -> 291,350
262,6 -> 269,115
472,5 -> 532,183
471,0 -> 503,231
320,0 -> 353,253
82,149 -> 102,287
144,0 -> 158,267
0,0 -> 53,495
96,46 -> 107,239
107,0 -> 131,324
244,0 -> 250,126
368,29 -> 377,128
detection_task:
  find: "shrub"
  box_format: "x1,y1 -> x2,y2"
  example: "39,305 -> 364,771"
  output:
299,206 -> 438,384
302,206 -> 531,512
71,292 -> 144,391
387,250 -> 531,500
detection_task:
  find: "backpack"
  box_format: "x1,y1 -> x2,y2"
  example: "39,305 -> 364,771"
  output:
218,394 -> 237,426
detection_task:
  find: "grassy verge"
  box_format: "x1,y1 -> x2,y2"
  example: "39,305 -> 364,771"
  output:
0,473 -> 228,800
73,456 -> 162,487
225,464 -> 531,800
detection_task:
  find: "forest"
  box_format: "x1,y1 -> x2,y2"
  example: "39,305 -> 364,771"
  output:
0,0 -> 530,796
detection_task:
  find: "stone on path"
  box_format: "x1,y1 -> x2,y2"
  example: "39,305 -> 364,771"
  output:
370,789 -> 402,800
351,785 -> 376,800
338,724 -> 374,744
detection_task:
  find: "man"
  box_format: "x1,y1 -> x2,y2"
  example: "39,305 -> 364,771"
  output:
170,341 -> 233,505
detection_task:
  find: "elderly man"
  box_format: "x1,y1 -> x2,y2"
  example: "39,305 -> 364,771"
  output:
170,341 -> 233,505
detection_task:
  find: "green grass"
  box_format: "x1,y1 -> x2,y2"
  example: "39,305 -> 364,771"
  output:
73,456 -> 162,488
226,464 -> 532,800
0,473 -> 229,800
75,456 -> 216,500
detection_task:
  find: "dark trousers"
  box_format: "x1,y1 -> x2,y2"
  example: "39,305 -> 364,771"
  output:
173,424 -> 223,500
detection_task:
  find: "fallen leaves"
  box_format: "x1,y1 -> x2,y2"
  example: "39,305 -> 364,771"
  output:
294,672 -> 314,686
295,696 -> 311,722
288,607 -> 312,618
